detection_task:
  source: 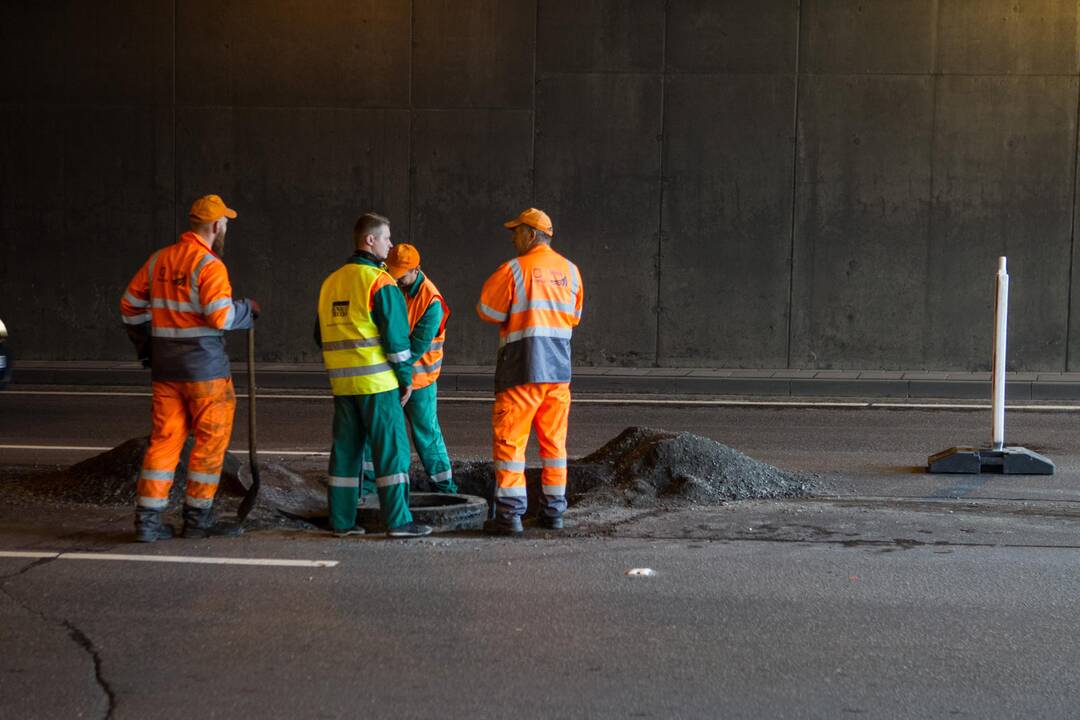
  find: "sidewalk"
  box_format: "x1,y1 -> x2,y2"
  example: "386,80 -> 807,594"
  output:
9,361 -> 1080,400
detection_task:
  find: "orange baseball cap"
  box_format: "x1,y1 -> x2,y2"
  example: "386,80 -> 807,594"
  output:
385,243 -> 421,279
504,207 -> 553,237
189,194 -> 238,222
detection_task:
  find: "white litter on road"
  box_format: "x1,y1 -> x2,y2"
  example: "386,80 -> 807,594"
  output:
625,568 -> 656,577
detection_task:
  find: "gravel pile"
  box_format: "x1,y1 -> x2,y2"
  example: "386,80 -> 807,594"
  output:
570,426 -> 813,507
18,436 -> 245,506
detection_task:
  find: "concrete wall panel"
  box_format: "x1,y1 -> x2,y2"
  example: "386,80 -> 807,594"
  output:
0,105 -> 173,359
176,107 -> 411,362
659,74 -> 795,367
792,75 -> 935,369
538,0 -> 665,73
534,74 -> 662,365
0,0 -> 172,104
1071,103 -> 1080,371
410,110 -> 535,366
176,0 -> 411,108
413,0 -> 535,109
937,0 -> 1080,75
800,0 -> 936,74
666,0 -> 797,74
928,76 -> 1078,371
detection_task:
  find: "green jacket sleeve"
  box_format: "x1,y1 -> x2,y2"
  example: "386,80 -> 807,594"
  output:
409,300 -> 444,363
372,282 -> 414,387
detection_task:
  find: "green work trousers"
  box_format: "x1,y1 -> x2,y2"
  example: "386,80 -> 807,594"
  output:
361,382 -> 457,495
328,390 -> 413,532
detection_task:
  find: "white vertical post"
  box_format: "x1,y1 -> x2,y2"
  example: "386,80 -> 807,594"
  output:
991,256 -> 1009,451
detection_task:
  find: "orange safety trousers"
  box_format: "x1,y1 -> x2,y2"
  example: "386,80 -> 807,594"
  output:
492,382 -> 570,521
137,378 -> 236,511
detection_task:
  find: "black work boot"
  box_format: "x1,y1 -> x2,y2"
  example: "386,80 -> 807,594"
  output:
538,515 -> 565,530
387,522 -> 433,538
483,516 -> 524,536
134,509 -> 175,543
182,505 -> 242,539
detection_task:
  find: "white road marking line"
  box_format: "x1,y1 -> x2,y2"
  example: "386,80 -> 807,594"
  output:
4,389 -> 1080,410
0,550 -> 337,568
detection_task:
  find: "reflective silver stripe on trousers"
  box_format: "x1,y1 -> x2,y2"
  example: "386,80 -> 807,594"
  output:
322,337 -> 382,351
508,259 -> 527,300
376,473 -> 409,488
542,457 -> 567,468
326,363 -> 393,378
428,340 -> 444,351
152,326 -> 225,338
431,470 -> 453,482
541,484 -> 567,497
415,360 -> 443,374
122,312 -> 152,325
477,303 -> 507,322
495,460 -> 526,472
184,497 -> 214,509
187,471 -> 220,486
509,299 -> 577,314
140,469 -> 175,481
386,349 -> 411,363
137,496 -> 170,509
123,292 -> 150,308
500,326 -> 573,346
152,298 -> 202,313
495,486 -> 528,497
362,462 -> 375,472
329,476 -> 360,488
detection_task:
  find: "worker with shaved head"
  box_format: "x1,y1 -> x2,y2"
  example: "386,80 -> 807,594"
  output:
476,208 -> 584,535
315,213 -> 432,538
120,194 -> 260,542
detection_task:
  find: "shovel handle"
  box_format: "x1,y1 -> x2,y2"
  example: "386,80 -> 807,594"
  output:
247,327 -> 257,462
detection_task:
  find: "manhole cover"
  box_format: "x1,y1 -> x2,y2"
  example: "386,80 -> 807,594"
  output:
357,493 -> 488,533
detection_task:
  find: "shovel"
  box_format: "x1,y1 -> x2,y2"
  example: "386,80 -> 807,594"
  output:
237,327 -> 261,522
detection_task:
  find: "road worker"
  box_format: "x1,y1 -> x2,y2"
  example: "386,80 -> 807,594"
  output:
315,213 -> 432,538
120,194 -> 259,542
356,243 -> 458,495
476,208 -> 584,535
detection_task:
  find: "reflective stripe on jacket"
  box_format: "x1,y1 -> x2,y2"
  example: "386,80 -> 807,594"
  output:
119,232 -> 253,381
318,261 -> 402,396
476,244 -> 583,392
406,274 -> 450,390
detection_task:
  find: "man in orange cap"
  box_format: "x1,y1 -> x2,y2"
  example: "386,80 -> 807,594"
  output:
355,243 -> 459,496
476,208 -> 584,535
120,194 -> 260,542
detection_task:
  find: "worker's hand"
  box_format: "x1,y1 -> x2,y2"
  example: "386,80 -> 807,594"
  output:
399,384 -> 413,407
249,299 -> 262,319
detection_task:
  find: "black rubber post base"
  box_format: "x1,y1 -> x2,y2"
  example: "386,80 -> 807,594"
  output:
927,446 -> 1055,475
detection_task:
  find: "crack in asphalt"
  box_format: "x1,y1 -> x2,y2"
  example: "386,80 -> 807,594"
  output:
1,558 -> 116,720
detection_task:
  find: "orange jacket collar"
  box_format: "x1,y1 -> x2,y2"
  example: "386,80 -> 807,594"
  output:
180,231 -> 215,253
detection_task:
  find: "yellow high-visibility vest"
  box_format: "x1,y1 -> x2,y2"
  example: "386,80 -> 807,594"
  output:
318,262 -> 400,396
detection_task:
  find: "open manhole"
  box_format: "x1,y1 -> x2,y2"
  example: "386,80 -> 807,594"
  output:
357,492 -> 488,533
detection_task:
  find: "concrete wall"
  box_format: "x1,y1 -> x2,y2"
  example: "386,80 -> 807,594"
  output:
2,0 -> 1079,371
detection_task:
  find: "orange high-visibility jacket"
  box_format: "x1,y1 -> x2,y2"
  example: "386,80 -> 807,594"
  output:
476,243 -> 583,392
405,273 -> 450,390
120,232 -> 254,381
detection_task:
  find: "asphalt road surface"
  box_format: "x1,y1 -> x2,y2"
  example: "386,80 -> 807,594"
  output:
2,388 -> 1080,719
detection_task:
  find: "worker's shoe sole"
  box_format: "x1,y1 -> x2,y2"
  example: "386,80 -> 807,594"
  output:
387,523 -> 433,538
483,518 -> 525,537
134,524 -> 175,543
331,527 -> 366,538
182,524 -> 243,539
